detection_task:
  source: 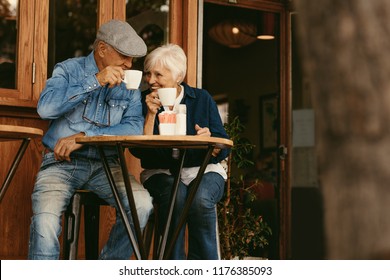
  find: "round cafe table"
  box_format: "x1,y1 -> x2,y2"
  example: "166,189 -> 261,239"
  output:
76,134 -> 233,260
0,124 -> 43,203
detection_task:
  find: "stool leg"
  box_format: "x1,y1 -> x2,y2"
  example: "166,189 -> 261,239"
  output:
63,192 -> 82,260
215,206 -> 221,260
63,203 -> 72,259
143,213 -> 155,259
84,202 -> 100,259
153,210 -> 160,260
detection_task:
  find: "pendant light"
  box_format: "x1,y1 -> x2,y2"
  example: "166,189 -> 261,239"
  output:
256,12 -> 275,40
208,19 -> 257,48
208,12 -> 276,48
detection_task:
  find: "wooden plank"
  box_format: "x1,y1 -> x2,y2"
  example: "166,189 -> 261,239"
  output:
33,0 -> 49,102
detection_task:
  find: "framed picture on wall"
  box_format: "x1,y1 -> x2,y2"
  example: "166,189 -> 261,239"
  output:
259,93 -> 278,151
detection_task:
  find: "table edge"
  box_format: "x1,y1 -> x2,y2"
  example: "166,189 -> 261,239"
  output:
75,135 -> 233,148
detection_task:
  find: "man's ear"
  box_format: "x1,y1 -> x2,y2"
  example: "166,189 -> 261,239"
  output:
97,41 -> 107,57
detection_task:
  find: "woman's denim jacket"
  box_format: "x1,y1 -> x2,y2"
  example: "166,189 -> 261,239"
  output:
37,51 -> 144,159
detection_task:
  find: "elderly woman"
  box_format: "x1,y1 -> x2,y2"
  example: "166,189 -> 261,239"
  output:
131,44 -> 230,259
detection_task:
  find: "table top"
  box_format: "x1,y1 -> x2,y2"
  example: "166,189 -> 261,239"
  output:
76,135 -> 233,149
0,124 -> 43,140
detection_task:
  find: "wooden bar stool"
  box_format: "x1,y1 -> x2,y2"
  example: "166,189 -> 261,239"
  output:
62,190 -> 109,260
63,190 -> 157,259
142,203 -> 159,259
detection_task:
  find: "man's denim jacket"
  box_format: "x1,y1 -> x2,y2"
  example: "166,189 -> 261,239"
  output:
37,51 -> 144,159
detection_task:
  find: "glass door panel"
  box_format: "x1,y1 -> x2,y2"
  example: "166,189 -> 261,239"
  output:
0,0 -> 47,108
47,0 -> 98,77
0,0 -> 18,89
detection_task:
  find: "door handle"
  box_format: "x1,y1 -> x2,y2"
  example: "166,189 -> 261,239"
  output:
279,145 -> 288,160
279,145 -> 288,172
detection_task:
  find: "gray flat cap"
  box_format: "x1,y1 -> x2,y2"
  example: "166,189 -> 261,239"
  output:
97,19 -> 147,57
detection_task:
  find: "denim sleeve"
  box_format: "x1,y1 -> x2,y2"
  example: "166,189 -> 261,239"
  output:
37,63 -> 100,120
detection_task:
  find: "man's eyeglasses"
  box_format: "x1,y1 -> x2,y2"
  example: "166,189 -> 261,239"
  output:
82,99 -> 111,127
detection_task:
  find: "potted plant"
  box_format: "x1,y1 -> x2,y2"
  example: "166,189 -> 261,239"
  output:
218,116 -> 272,260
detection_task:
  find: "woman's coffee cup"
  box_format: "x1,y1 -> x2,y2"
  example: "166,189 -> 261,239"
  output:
123,70 -> 143,90
157,88 -> 177,107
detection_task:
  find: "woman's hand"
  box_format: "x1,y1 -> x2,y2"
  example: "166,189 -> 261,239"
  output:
145,91 -> 162,115
143,91 -> 161,135
195,124 -> 221,157
195,124 -> 211,137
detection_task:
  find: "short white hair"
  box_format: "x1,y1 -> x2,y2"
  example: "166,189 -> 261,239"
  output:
144,44 -> 187,83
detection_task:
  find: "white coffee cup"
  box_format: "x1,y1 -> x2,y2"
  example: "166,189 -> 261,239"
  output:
123,70 -> 143,90
157,88 -> 177,107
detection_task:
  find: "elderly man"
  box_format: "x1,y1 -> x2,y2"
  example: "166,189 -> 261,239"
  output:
28,20 -> 153,260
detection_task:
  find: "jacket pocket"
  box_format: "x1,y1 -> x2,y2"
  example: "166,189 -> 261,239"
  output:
107,99 -> 129,125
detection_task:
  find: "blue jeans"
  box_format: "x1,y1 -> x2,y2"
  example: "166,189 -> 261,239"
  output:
28,152 -> 153,260
144,172 -> 225,260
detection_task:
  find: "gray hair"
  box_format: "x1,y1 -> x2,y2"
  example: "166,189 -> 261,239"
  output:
93,39 -> 100,51
144,44 -> 187,83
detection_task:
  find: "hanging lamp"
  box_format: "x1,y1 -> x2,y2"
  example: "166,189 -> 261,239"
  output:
256,11 -> 275,40
208,19 -> 257,48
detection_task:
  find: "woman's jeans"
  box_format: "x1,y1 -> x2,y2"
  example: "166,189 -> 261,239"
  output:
28,152 -> 153,260
144,172 -> 225,260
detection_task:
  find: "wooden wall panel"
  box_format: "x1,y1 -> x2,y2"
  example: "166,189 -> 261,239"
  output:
182,0 -> 198,87
33,0 -> 49,102
170,0 -> 198,87
0,117 -> 48,259
113,0 -> 126,20
97,0 -> 113,26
